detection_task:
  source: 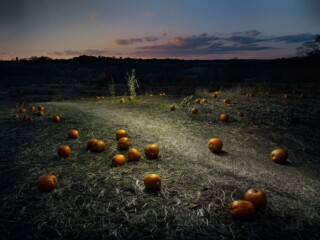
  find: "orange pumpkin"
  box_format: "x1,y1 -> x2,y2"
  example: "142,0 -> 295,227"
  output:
38,106 -> 45,111
191,108 -> 198,114
57,145 -> 71,158
144,173 -> 161,191
15,103 -> 19,109
270,148 -> 288,163
68,130 -> 79,139
144,144 -> 160,159
230,200 -> 256,220
116,129 -> 127,140
201,98 -> 208,104
37,111 -> 44,117
91,140 -> 106,153
284,94 -> 288,100
244,188 -> 267,209
224,99 -> 231,104
87,138 -> 98,150
118,137 -> 131,150
169,105 -> 176,111
195,99 -> 201,104
128,96 -> 134,101
112,154 -> 127,167
208,138 -> 223,153
96,96 -> 101,100
20,108 -> 27,113
128,148 -> 141,161
212,93 -> 218,98
220,113 -> 229,122
37,173 -> 58,193
29,105 -> 36,111
14,114 -> 20,118
52,115 -> 61,122
23,116 -> 33,122
120,98 -> 125,104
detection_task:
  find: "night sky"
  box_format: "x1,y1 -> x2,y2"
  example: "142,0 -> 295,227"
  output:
1,0 -> 319,60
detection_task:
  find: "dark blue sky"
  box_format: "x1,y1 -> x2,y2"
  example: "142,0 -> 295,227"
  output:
0,0 -> 319,60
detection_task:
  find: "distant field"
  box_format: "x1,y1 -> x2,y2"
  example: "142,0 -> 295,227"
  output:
0,93 -> 320,239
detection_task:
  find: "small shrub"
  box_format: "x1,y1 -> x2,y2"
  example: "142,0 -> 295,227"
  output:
126,69 -> 139,97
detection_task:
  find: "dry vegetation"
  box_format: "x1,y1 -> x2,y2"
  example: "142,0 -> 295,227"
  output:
0,90 -> 320,240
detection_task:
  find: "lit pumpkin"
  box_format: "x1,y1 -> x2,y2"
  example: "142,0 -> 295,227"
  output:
15,103 -> 19,109
230,200 -> 256,220
38,106 -> 45,111
128,148 -> 141,161
29,105 -> 36,111
270,148 -> 288,163
208,138 -> 223,153
120,98 -> 125,104
91,140 -> 106,153
169,105 -> 176,111
220,113 -> 229,122
191,108 -> 198,114
194,99 -> 201,104
112,154 -> 127,167
224,99 -> 231,104
118,137 -> 131,150
52,115 -> 61,122
144,173 -> 161,191
68,130 -> 79,139
144,144 -> 160,159
116,129 -> 127,140
87,138 -> 99,150
57,145 -> 71,158
37,173 -> 58,193
37,111 -> 44,117
20,108 -> 27,113
244,188 -> 268,209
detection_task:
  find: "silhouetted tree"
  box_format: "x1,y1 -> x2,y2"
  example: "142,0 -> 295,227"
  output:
297,35 -> 320,57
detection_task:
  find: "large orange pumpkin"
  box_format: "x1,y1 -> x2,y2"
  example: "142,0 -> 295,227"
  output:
208,138 -> 223,153
112,154 -> 127,167
230,200 -> 256,220
116,129 -> 127,140
68,130 -> 79,139
118,137 -> 131,150
270,148 -> 288,163
244,188 -> 267,209
57,145 -> 71,158
144,173 -> 161,191
128,148 -> 141,161
144,144 -> 160,159
37,173 -> 58,193
91,140 -> 106,153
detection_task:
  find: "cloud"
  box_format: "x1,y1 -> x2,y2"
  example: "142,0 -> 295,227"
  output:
114,35 -> 160,45
272,33 -> 316,43
48,49 -> 108,57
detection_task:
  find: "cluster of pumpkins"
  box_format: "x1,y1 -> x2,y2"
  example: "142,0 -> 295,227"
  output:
14,103 -> 46,122
16,95 -> 289,221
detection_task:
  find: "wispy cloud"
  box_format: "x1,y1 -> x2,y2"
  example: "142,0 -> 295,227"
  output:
114,36 -> 159,45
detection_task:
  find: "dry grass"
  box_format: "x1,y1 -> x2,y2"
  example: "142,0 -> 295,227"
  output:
0,93 -> 320,239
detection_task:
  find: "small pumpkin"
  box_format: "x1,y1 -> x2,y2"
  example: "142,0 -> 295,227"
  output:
57,145 -> 71,158
128,148 -> 141,161
244,188 -> 267,209
20,108 -> 27,113
118,137 -> 131,150
91,140 -> 106,153
212,93 -> 218,98
38,106 -> 45,111
96,96 -> 101,100
191,108 -> 198,114
87,138 -> 99,150
14,114 -> 20,118
68,130 -> 79,139
112,154 -> 127,167
194,99 -> 201,104
230,200 -> 256,220
116,129 -> 127,140
284,94 -> 288,100
270,148 -> 288,163
37,111 -> 44,117
144,144 -> 160,159
37,173 -> 58,193
24,116 -> 33,122
208,138 -> 223,153
120,98 -> 125,104
220,113 -> 229,122
224,99 -> 231,104
144,173 -> 161,191
15,103 -> 19,109
169,105 -> 176,111
29,105 -> 36,111
52,115 -> 61,122
128,96 -> 134,101
201,98 -> 208,104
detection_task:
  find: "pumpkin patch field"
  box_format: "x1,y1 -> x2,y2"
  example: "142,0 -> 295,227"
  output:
0,93 -> 320,239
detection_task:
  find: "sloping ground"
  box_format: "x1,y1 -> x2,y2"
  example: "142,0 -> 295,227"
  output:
0,94 -> 319,240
